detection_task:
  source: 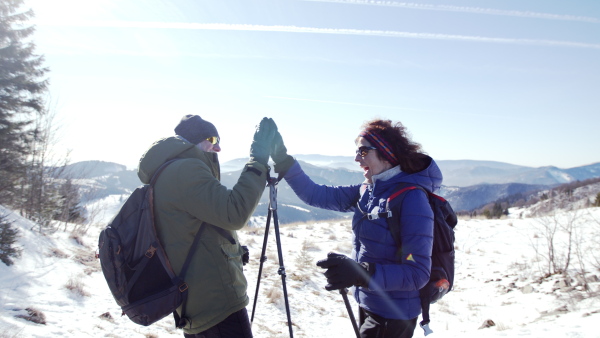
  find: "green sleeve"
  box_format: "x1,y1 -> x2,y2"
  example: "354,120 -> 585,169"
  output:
178,159 -> 268,230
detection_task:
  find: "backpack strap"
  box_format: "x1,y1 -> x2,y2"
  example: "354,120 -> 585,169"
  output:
384,184 -> 437,336
356,184 -> 369,215
173,224 -> 236,328
384,184 -> 428,254
174,223 -> 206,328
150,158 -> 180,186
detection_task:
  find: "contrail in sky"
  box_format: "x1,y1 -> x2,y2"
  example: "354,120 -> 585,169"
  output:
264,95 -> 524,119
35,20 -> 600,49
302,0 -> 600,23
265,95 -> 417,110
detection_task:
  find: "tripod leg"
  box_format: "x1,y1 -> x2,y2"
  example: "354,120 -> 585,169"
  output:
272,209 -> 294,338
251,209 -> 272,324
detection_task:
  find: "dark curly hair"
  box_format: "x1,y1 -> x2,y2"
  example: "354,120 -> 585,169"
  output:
359,119 -> 430,174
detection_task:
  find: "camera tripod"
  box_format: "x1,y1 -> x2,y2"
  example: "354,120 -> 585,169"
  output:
250,176 -> 294,337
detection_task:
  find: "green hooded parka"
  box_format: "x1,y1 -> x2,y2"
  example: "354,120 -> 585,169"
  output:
138,136 -> 268,334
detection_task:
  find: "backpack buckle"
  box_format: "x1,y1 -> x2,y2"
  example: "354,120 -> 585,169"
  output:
420,322 -> 433,336
145,245 -> 157,258
367,211 -> 392,220
179,283 -> 189,293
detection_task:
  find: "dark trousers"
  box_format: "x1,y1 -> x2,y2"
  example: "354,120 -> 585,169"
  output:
183,308 -> 253,338
358,308 -> 417,338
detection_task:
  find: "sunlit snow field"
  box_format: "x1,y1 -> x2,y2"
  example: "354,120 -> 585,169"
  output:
1,201 -> 599,338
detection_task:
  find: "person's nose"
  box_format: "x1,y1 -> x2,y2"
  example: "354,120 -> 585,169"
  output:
213,143 -> 221,152
354,153 -> 361,162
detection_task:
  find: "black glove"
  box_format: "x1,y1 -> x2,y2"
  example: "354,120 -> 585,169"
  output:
316,252 -> 375,291
250,118 -> 276,165
271,131 -> 295,175
241,246 -> 249,266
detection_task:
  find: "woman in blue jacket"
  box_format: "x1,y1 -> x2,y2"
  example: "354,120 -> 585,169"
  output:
270,119 -> 442,338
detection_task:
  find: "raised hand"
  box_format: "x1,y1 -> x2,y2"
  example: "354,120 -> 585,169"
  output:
250,117 -> 276,165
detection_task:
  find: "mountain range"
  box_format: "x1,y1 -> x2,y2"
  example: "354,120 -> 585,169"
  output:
292,155 -> 600,187
65,157 -> 600,223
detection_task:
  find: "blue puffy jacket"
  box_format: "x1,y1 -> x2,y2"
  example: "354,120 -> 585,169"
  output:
283,157 -> 442,320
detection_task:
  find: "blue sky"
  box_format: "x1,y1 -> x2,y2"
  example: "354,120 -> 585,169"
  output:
24,0 -> 600,169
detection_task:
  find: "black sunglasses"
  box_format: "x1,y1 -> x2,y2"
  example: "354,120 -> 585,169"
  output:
356,146 -> 377,157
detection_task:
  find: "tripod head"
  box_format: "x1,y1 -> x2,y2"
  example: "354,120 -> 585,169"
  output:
267,176 -> 278,211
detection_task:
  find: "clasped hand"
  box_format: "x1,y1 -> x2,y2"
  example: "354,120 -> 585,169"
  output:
316,252 -> 373,291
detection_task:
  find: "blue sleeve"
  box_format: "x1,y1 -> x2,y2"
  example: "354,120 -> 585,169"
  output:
283,161 -> 360,212
369,189 -> 434,291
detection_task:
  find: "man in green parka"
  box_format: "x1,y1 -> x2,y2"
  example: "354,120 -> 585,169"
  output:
137,115 -> 275,337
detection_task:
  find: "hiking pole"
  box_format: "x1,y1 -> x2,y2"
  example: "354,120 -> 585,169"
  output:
339,288 -> 360,338
251,176 -> 294,338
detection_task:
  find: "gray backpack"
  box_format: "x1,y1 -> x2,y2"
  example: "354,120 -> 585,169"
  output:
97,159 -> 202,327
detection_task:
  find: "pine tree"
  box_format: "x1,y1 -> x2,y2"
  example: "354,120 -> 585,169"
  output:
56,178 -> 85,224
0,0 -> 49,204
491,202 -> 503,218
0,213 -> 21,266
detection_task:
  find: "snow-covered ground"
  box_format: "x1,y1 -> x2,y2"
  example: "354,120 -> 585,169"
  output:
1,201 -> 600,337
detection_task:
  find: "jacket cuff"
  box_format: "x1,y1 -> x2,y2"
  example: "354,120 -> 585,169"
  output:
245,159 -> 269,176
359,262 -> 377,290
273,155 -> 295,175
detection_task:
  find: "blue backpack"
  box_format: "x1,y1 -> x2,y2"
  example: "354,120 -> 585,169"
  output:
384,184 -> 457,336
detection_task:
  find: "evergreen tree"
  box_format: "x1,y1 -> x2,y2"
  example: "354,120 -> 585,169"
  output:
0,0 -> 49,204
56,178 -> 85,224
491,202 -> 503,218
0,214 -> 21,266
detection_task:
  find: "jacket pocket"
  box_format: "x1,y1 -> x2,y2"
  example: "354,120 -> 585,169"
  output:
220,243 -> 247,299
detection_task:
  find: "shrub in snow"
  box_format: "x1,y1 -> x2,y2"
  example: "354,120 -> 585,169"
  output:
478,319 -> 495,329
47,247 -> 69,259
65,276 -> 90,297
295,246 -> 314,269
301,238 -> 319,251
266,285 -> 284,306
15,307 -> 46,325
98,312 -> 114,323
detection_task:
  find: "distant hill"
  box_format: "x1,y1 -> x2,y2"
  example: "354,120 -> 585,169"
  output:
293,154 -> 360,171
440,183 -> 549,212
565,162 -> 600,180
287,157 -> 600,188
221,160 -> 364,223
436,160 -> 581,187
63,161 -> 127,178
63,161 -> 141,201
66,157 -> 600,223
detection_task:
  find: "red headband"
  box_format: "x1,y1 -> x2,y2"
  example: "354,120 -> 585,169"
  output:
359,131 -> 399,166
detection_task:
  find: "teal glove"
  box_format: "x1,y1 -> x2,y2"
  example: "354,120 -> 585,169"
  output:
271,130 -> 295,174
250,118 -> 276,165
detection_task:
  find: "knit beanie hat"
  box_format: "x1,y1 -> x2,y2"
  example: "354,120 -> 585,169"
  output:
359,130 -> 399,166
174,114 -> 219,145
